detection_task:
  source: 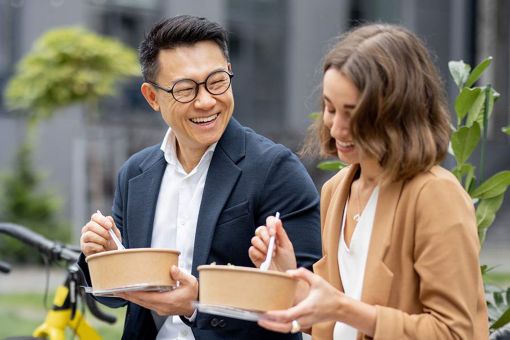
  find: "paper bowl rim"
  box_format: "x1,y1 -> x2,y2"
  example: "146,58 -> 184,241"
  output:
197,264 -> 296,280
86,248 -> 181,263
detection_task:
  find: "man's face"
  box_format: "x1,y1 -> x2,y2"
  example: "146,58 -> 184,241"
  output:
143,40 -> 234,157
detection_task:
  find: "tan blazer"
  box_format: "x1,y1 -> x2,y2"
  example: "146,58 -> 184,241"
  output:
312,165 -> 488,340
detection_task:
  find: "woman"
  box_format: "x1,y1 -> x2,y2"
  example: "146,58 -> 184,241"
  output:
249,24 -> 488,339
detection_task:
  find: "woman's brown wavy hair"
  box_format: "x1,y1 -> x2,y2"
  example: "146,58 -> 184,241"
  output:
302,24 -> 451,182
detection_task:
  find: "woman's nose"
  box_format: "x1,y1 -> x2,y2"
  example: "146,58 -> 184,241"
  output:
330,114 -> 350,138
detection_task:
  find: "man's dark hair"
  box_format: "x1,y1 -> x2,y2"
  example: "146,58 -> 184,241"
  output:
139,15 -> 229,82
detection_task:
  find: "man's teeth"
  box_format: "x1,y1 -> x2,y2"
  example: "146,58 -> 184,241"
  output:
190,114 -> 218,124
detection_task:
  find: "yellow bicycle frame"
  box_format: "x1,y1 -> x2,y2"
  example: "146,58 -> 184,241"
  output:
32,285 -> 101,340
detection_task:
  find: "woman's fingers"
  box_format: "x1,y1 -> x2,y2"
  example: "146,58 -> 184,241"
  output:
250,226 -> 271,268
274,218 -> 293,250
258,319 -> 293,333
255,225 -> 270,243
266,216 -> 294,252
251,235 -> 269,254
287,267 -> 316,286
249,246 -> 266,266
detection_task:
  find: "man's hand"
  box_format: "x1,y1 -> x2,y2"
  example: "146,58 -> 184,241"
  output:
117,266 -> 198,317
80,211 -> 122,256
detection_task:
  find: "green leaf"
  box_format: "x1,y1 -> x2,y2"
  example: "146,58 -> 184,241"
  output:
494,292 -> 504,306
317,160 -> 346,171
450,122 -> 481,165
455,87 -> 481,123
502,125 -> 510,136
448,60 -> 471,90
465,170 -> 477,194
465,90 -> 485,127
308,112 -> 321,120
481,264 -> 499,276
476,87 -> 499,131
480,86 -> 497,129
481,264 -> 489,275
451,163 -> 475,190
491,305 -> 510,330
476,194 -> 505,244
465,56 -> 493,88
471,171 -> 510,199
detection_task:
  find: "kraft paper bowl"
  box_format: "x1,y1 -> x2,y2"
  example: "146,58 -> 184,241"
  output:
198,264 -> 297,311
86,248 -> 180,291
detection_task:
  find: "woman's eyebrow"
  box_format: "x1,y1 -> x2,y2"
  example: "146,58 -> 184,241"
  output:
323,95 -> 356,109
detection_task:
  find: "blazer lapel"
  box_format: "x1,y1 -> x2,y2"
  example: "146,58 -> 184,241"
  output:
126,150 -> 166,249
191,119 -> 244,277
323,165 -> 359,292
361,179 -> 403,306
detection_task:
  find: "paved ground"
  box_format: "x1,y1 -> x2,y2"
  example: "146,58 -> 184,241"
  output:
0,265 -> 67,294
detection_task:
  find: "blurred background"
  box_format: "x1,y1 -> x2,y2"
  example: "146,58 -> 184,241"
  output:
0,0 -> 509,338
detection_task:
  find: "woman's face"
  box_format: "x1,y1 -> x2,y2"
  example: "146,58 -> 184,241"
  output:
322,68 -> 361,165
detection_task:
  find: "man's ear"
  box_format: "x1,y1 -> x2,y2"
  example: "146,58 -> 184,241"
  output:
141,82 -> 160,111
227,63 -> 232,73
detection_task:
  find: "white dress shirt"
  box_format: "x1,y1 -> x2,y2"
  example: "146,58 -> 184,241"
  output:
151,127 -> 216,340
333,187 -> 379,340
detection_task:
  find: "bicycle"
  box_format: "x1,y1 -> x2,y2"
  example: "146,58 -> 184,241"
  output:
0,222 -> 117,340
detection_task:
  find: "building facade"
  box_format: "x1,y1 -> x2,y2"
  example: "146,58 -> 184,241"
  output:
0,0 -> 508,251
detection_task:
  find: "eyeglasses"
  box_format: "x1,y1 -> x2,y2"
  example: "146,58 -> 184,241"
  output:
147,70 -> 234,104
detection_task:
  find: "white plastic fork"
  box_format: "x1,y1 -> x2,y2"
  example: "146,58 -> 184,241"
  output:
97,210 -> 124,250
260,212 -> 280,271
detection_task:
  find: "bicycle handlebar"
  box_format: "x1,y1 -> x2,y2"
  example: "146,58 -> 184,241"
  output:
0,222 -> 117,325
0,223 -> 79,262
84,293 -> 117,324
0,260 -> 11,273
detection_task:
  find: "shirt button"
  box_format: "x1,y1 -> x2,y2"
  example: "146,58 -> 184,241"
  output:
218,319 -> 227,328
210,317 -> 219,327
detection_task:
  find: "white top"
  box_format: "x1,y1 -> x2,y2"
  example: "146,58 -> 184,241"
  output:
333,186 -> 379,340
151,128 -> 216,340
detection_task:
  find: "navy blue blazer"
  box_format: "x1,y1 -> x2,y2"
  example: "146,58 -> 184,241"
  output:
79,118 -> 321,339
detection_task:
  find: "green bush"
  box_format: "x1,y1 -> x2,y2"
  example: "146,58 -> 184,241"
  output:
0,141 -> 70,263
4,27 -> 140,118
1,27 -> 140,262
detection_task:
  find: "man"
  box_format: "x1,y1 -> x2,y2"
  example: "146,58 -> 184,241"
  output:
78,15 -> 321,340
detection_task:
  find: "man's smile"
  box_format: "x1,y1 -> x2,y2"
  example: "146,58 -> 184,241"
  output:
190,113 -> 219,125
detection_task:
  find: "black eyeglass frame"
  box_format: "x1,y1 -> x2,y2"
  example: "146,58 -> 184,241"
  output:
146,70 -> 234,104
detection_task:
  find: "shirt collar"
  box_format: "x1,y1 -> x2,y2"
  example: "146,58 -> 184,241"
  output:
160,127 -> 217,173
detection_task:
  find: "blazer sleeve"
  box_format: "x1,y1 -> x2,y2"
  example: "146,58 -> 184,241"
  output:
373,177 -> 485,340
256,147 -> 322,270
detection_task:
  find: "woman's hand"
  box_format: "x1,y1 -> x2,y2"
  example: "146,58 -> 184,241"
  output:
80,211 -> 122,256
249,215 -> 297,272
258,267 -> 376,336
258,267 -> 344,333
